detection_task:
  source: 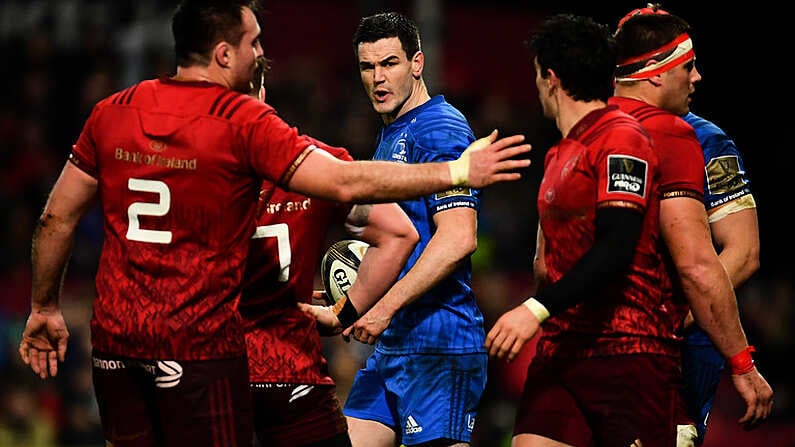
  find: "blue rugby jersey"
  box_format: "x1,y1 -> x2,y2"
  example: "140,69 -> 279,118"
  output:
371,95 -> 485,355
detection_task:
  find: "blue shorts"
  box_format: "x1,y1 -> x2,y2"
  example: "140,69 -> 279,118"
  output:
343,350 -> 487,446
682,328 -> 725,445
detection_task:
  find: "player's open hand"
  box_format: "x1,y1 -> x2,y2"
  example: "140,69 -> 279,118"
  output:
731,367 -> 774,431
19,308 -> 69,379
485,304 -> 540,362
297,300 -> 343,336
450,129 -> 532,188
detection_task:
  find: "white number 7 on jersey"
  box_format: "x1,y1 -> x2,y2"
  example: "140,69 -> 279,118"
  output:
252,223 -> 290,282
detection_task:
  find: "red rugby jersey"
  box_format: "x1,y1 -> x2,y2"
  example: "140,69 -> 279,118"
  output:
240,141 -> 353,384
536,105 -> 679,360
70,77 -> 315,360
610,96 -> 706,336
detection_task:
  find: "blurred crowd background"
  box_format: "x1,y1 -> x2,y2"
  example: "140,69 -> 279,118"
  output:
1,1 -> 792,446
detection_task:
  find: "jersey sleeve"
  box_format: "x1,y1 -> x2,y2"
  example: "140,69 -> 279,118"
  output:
241,112 -> 321,187
653,120 -> 705,201
69,103 -> 103,178
410,116 -> 480,214
591,126 -> 656,209
688,117 -> 755,218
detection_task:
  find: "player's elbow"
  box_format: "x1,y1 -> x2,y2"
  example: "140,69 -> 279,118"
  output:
404,227 -> 420,248
397,230 -> 420,262
452,232 -> 478,259
745,246 -> 761,276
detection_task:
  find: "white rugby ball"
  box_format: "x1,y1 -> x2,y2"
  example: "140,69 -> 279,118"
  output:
320,239 -> 369,305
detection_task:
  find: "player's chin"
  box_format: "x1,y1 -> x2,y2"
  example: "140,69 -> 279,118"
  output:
372,100 -> 395,115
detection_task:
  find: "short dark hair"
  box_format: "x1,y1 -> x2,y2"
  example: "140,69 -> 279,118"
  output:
172,0 -> 259,67
614,13 -> 692,64
353,12 -> 421,60
528,13 -> 617,102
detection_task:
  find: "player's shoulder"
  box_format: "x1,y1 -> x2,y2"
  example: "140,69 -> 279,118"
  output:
579,105 -> 649,146
682,112 -> 732,146
600,106 -> 647,133
95,79 -> 157,109
407,96 -> 473,146
609,96 -> 693,137
306,136 -> 353,162
682,112 -> 722,133
95,78 -> 276,123
209,91 -> 276,125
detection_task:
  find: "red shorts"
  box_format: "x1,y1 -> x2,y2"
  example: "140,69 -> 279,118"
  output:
514,354 -> 682,447
92,352 -> 252,447
251,383 -> 349,447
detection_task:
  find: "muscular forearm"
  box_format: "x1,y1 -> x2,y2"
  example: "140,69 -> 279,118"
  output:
341,160 -> 452,203
31,214 -> 77,309
661,197 -> 750,358
376,229 -> 475,315
347,236 -> 415,313
718,245 -> 760,290
679,260 -> 749,358
711,208 -> 760,289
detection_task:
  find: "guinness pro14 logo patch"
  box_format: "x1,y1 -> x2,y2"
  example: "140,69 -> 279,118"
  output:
607,155 -> 647,198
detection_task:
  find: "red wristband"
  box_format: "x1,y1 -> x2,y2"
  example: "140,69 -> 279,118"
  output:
728,345 -> 756,375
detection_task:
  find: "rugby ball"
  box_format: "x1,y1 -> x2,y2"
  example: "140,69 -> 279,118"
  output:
320,239 -> 369,305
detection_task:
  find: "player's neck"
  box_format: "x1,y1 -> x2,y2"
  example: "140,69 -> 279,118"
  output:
557,95 -> 606,137
172,65 -> 230,88
382,81 -> 431,126
615,85 -> 659,110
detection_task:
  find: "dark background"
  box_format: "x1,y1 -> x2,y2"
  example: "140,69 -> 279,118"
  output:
1,1 -> 791,446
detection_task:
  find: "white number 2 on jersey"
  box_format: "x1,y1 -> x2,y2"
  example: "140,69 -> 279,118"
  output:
126,178 -> 173,244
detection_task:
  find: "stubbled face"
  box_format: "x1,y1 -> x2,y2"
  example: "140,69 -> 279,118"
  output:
357,36 -> 418,122
658,58 -> 701,116
230,7 -> 264,93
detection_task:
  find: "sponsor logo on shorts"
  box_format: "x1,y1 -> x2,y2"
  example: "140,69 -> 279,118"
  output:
466,414 -> 476,432
289,385 -> 314,403
92,357 -> 127,370
155,360 -> 183,388
404,415 -> 423,435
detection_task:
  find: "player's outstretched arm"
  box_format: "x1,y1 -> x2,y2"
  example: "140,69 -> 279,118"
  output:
286,130 -> 531,203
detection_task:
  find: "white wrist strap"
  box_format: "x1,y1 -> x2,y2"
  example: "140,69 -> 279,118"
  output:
522,297 -> 550,323
448,156 -> 469,186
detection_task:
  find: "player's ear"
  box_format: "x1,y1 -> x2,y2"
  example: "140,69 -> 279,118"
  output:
546,68 -> 560,92
214,42 -> 231,68
645,59 -> 663,87
411,51 -> 424,79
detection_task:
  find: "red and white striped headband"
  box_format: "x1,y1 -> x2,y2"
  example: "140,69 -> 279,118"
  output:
615,33 -> 694,81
